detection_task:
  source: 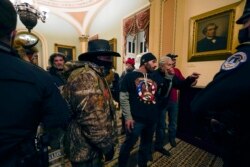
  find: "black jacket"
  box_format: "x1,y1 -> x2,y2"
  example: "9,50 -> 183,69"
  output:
197,36 -> 227,52
153,68 -> 196,110
48,67 -> 66,87
191,42 -> 250,166
120,71 -> 160,124
0,41 -> 70,165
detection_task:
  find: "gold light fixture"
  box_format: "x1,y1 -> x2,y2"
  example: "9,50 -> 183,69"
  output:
14,1 -> 46,32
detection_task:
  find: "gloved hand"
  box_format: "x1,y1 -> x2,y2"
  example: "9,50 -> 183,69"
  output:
104,146 -> 115,162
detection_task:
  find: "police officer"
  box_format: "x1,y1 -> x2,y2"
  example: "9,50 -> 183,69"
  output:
191,0 -> 250,167
0,0 -> 70,166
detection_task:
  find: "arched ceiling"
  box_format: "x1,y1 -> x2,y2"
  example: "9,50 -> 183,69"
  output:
34,0 -> 108,34
37,0 -> 104,10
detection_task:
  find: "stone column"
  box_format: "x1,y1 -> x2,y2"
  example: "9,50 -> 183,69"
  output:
149,0 -> 176,58
79,34 -> 89,53
148,0 -> 164,59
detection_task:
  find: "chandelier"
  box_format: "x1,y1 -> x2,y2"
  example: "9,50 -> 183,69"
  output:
14,1 -> 46,32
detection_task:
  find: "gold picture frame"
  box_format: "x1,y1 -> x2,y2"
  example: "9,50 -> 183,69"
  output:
109,38 -> 117,69
54,43 -> 76,61
188,2 -> 239,62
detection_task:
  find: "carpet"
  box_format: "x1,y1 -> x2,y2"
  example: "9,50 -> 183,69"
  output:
149,139 -> 223,167
62,136 -> 223,167
62,114 -> 223,167
105,135 -> 223,167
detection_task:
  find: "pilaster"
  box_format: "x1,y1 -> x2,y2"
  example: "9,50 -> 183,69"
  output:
79,34 -> 89,53
148,0 -> 164,59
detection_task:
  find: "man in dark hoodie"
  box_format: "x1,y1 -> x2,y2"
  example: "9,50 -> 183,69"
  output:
119,52 -> 159,167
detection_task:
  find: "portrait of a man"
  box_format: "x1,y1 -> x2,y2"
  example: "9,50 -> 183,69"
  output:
188,6 -> 235,62
196,23 -> 227,52
58,48 -> 73,61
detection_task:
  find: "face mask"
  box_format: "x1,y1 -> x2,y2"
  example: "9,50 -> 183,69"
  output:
238,27 -> 250,43
103,67 -> 111,76
94,58 -> 112,68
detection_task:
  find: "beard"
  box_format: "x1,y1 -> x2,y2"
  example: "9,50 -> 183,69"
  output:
56,68 -> 64,71
55,65 -> 64,71
145,63 -> 156,73
238,27 -> 250,43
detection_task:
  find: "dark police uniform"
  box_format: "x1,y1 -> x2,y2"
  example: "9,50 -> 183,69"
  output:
191,42 -> 250,167
0,41 -> 70,166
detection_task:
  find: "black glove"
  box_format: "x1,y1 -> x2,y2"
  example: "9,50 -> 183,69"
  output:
104,146 -> 115,162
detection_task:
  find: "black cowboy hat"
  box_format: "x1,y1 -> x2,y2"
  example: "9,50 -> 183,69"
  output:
78,39 -> 120,60
236,0 -> 250,24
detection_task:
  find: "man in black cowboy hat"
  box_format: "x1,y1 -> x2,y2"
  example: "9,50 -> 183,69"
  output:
191,0 -> 250,166
0,0 -> 70,166
62,39 -> 120,167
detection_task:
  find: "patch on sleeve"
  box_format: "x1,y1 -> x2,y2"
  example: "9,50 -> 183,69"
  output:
221,52 -> 247,71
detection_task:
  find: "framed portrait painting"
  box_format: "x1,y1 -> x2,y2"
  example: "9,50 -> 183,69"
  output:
188,2 -> 240,62
109,38 -> 118,70
54,43 -> 76,61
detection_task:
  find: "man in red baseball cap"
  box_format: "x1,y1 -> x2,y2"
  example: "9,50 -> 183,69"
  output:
119,57 -> 135,134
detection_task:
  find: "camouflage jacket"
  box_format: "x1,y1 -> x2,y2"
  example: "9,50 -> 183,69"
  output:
62,61 -> 118,162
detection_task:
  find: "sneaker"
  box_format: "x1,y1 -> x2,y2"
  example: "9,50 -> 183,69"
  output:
170,139 -> 177,147
155,147 -> 171,156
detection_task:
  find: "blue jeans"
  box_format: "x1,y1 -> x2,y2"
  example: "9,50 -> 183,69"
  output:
118,121 -> 156,167
155,101 -> 178,148
167,101 -> 178,140
154,105 -> 167,149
